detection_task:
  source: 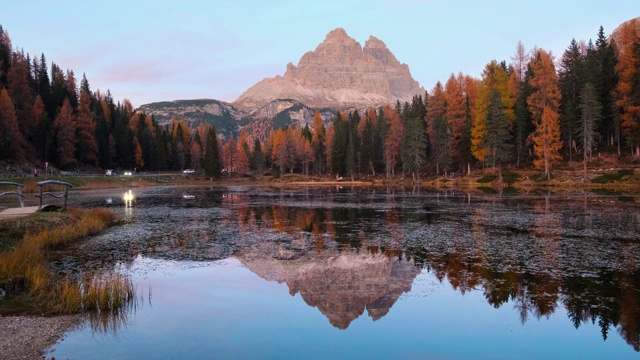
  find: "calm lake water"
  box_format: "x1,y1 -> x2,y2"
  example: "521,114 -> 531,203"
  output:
44,186 -> 640,359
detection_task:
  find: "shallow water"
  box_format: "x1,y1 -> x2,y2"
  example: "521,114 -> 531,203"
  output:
46,186 -> 640,359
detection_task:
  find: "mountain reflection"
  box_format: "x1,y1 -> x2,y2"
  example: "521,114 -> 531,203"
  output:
238,245 -> 418,329
226,191 -> 640,350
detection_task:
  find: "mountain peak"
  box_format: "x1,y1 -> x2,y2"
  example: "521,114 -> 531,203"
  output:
324,27 -> 349,41
364,35 -> 387,49
233,29 -> 423,113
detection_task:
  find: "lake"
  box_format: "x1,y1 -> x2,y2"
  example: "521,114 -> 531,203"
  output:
44,186 -> 640,359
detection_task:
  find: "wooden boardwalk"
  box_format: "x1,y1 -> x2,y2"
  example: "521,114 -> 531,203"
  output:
0,206 -> 40,219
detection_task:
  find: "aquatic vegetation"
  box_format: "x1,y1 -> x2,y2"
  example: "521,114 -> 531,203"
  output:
0,207 -> 135,314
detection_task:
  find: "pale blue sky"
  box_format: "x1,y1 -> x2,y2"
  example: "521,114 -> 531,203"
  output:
1,1 -> 636,107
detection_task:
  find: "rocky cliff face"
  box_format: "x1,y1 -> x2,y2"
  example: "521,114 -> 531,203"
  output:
237,243 -> 420,329
233,28 -> 423,113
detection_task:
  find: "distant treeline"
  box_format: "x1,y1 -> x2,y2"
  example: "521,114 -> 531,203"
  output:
0,23 -> 638,178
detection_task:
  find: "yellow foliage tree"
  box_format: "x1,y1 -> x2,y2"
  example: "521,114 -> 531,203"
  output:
472,61 -> 513,163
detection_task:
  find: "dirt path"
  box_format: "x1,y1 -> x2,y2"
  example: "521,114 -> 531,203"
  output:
0,206 -> 39,220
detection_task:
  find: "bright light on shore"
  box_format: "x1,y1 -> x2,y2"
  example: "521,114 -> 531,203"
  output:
123,190 -> 135,207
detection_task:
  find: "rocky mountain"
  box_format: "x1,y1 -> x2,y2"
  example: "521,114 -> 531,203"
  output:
138,28 -> 423,137
237,243 -> 420,329
233,28 -> 423,113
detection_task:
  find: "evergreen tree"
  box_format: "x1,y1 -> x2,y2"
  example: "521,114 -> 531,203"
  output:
252,138 -> 266,175
431,113 -> 452,175
204,127 -> 222,177
346,110 -> 360,179
75,88 -> 99,165
594,26 -> 619,148
485,90 -> 514,178
331,113 -> 348,175
374,107 -> 388,173
559,38 -> 584,162
310,110 -> 326,174
359,109 -> 376,175
576,82 -> 601,177
401,97 -> 427,182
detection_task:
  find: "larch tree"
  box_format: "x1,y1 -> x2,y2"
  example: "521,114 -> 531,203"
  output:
7,51 -> 36,149
383,105 -> 403,177
576,82 -> 601,178
528,49 -> 562,178
0,88 -> 28,161
53,98 -> 76,169
133,136 -> 144,168
75,88 -> 99,166
236,129 -> 251,175
614,19 -> 640,155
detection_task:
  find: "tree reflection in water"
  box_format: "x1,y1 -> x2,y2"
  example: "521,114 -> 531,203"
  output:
56,187 -> 640,351
222,189 -> 640,350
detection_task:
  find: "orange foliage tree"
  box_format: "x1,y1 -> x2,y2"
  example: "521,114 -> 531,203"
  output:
614,19 -> 640,155
0,88 -> 28,161
53,98 -> 77,168
383,105 -> 403,177
527,49 -> 562,178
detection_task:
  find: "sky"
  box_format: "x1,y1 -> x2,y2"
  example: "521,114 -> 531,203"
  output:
1,1 -> 637,108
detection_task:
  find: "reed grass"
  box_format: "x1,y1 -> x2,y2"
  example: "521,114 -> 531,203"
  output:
0,207 -> 136,315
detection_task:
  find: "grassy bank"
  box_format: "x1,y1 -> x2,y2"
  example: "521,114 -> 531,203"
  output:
0,208 -> 134,315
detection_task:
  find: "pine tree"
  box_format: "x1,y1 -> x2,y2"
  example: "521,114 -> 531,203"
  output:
347,111 -> 360,179
252,138 -> 266,175
359,109 -> 376,175
485,90 -> 514,178
401,97 -> 427,182
75,88 -> 99,165
310,110 -> 326,174
594,26 -> 619,148
331,113 -> 348,176
576,82 -> 601,178
559,38 -> 584,162
204,127 -> 222,177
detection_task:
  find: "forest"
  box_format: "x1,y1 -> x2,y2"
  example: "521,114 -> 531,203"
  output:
0,21 -> 638,180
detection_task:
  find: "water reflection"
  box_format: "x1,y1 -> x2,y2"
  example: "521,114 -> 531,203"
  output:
52,187 -> 640,353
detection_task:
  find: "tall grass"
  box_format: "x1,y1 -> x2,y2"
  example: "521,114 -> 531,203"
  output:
0,207 -> 136,315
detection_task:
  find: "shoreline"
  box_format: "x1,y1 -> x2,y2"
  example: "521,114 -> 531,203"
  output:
0,314 -> 84,359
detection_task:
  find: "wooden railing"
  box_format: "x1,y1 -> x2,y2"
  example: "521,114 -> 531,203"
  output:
36,180 -> 73,210
0,181 -> 26,208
